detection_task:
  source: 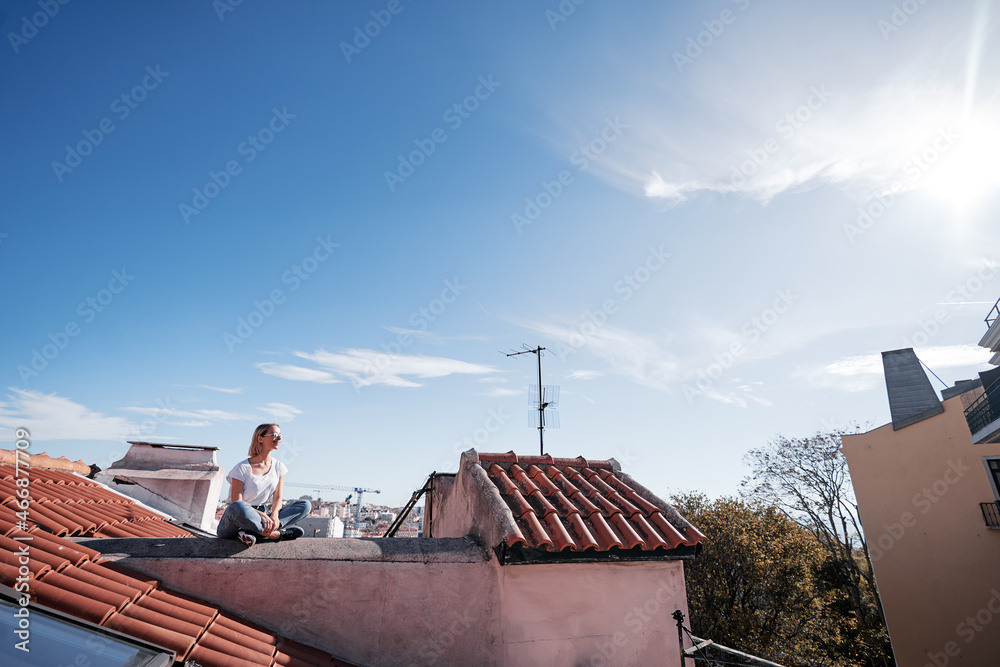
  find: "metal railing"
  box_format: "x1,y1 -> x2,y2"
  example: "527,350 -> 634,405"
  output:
964,378 -> 1000,437
982,502 -> 1000,529
987,296 -> 1000,329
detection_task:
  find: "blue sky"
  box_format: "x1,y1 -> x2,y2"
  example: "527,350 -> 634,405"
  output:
2,1 -> 999,506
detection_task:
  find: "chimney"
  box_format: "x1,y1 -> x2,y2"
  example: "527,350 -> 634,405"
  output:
94,442 -> 225,532
882,348 -> 944,430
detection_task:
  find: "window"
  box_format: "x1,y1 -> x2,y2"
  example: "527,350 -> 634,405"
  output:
985,457 -> 1000,501
0,592 -> 173,667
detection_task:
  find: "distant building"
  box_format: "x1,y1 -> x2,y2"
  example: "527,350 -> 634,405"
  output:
298,515 -> 345,538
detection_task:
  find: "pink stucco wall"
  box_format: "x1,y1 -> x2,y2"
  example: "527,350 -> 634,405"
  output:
842,393 -> 1000,667
120,544 -> 688,667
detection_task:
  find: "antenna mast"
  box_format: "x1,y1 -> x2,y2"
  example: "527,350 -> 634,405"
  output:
505,345 -> 558,456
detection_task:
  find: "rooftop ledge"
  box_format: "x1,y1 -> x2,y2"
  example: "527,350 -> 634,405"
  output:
75,536 -> 490,564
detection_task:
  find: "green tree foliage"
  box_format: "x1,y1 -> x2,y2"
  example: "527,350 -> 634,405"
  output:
674,493 -> 848,666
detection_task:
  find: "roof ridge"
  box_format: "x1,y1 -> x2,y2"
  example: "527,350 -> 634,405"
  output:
0,448 -> 90,475
477,450 -> 615,470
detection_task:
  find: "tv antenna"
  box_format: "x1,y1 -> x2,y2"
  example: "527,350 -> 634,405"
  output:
504,345 -> 559,456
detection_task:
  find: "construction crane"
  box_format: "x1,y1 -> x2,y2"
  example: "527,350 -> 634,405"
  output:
284,482 -> 380,533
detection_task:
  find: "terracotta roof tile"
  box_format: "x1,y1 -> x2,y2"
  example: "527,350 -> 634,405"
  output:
21,527 -> 100,564
83,560 -> 158,595
565,513 -> 599,550
204,618 -> 277,656
477,451 -> 708,555
1,530 -> 70,566
61,564 -> 145,603
0,518 -> 355,665
197,630 -> 274,665
0,463 -> 194,540
277,636 -> 342,666
41,569 -> 133,611
213,611 -> 277,645
104,611 -> 199,658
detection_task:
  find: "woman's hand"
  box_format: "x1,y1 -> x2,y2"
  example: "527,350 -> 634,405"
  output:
258,510 -> 277,534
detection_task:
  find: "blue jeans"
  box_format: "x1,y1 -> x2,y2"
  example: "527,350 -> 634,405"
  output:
216,499 -> 312,539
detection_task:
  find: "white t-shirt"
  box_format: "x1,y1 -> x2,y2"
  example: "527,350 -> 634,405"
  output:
226,458 -> 288,506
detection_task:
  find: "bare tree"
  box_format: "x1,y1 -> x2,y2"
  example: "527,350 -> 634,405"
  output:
742,431 -> 893,666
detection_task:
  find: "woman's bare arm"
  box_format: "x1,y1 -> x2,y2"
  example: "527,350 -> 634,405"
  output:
270,476 -> 285,525
231,478 -> 244,503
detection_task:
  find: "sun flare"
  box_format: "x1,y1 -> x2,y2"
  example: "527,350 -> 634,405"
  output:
920,120 -> 1000,208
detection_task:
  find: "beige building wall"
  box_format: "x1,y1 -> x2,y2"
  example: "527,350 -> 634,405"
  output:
842,392 -> 1000,667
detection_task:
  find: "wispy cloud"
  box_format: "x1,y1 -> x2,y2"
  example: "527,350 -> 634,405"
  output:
696,380 -> 773,409
566,370 -> 604,381
481,387 -> 523,398
257,363 -> 341,384
198,385 -> 245,394
794,344 -> 992,392
518,321 -> 677,390
384,327 -> 489,343
122,405 -> 254,422
258,402 -> 303,422
550,3 -> 1000,207
259,349 -> 500,388
0,389 -> 140,441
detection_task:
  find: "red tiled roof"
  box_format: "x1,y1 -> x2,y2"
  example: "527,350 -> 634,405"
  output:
477,452 -> 707,553
0,521 -> 356,666
0,463 -> 192,539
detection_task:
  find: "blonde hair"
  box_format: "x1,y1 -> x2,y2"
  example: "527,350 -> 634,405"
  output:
249,423 -> 279,458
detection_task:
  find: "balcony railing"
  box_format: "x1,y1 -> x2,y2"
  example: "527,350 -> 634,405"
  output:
982,502 -> 1000,529
964,378 -> 1000,438
987,296 -> 1000,329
